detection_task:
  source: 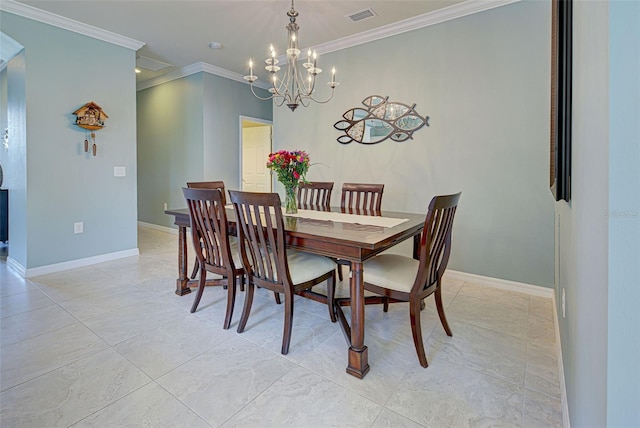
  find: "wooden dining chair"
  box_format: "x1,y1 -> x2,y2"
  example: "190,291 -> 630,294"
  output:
182,187 -> 243,329
297,181 -> 333,210
336,182 -> 385,280
340,182 -> 384,213
362,192 -> 461,367
186,181 -> 226,279
229,190 -> 337,355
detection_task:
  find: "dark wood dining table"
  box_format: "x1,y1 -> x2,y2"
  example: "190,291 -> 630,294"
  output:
165,205 -> 425,379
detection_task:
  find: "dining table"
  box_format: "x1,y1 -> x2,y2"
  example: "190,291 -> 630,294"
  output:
165,204 -> 425,379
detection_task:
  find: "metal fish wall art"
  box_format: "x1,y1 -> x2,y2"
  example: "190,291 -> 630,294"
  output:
334,95 -> 429,145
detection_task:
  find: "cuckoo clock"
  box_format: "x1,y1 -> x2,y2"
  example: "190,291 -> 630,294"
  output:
73,102 -> 108,156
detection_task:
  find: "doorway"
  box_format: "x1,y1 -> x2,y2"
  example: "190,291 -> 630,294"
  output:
240,117 -> 272,192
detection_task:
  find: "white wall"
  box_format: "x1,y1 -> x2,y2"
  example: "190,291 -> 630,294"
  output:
273,0 -> 555,287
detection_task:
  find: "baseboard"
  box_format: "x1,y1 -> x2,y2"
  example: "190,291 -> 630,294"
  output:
552,291 -> 571,428
444,269 -> 554,298
6,257 -> 26,277
138,221 -> 177,235
24,248 -> 139,278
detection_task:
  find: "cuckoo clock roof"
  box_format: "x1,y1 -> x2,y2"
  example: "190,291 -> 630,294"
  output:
73,102 -> 109,118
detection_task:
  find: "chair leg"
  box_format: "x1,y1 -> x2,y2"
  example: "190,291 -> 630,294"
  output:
327,273 -> 337,323
409,299 -> 429,368
190,259 -> 200,280
274,292 -> 282,304
190,268 -> 206,313
237,281 -> 255,333
435,286 -> 452,336
383,297 -> 389,312
223,275 -> 238,330
281,291 -> 294,355
337,264 -> 343,281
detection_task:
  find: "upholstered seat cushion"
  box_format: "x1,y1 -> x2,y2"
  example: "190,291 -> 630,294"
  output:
364,254 -> 419,293
286,249 -> 336,284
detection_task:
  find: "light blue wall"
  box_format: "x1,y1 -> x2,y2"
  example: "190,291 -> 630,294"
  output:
557,0 -> 640,425
556,1 -> 610,424
137,73 -> 204,226
202,72 -> 272,191
273,0 -> 554,287
607,1 -> 640,426
5,50 -> 26,266
1,11 -> 138,269
137,72 -> 271,228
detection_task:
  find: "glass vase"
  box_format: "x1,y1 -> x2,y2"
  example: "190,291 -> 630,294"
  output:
284,184 -> 298,214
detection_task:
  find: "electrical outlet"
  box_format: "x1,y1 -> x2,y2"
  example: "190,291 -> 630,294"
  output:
562,288 -> 566,318
74,222 -> 84,234
163,202 -> 168,211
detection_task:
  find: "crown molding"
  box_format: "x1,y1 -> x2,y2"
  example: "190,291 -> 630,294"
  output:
138,0 -> 520,91
1,31 -> 23,64
1,0 -> 519,90
309,0 -> 521,55
0,0 -> 144,50
137,62 -> 271,91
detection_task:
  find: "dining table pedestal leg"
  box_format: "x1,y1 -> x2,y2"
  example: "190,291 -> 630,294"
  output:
346,261 -> 370,379
175,224 -> 192,296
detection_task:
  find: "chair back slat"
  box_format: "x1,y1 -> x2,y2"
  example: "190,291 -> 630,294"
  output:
415,192 -> 461,295
229,191 -> 290,286
340,183 -> 384,213
182,187 -> 232,270
298,182 -> 333,209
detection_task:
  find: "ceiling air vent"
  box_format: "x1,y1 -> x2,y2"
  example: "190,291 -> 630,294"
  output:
346,8 -> 377,23
136,55 -> 173,72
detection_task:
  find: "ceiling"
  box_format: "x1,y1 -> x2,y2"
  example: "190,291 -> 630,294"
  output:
11,1 -> 472,84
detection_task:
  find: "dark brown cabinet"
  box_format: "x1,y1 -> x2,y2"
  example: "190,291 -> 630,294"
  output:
0,189 -> 7,242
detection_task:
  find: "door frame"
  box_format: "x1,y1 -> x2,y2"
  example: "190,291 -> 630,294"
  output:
239,115 -> 273,192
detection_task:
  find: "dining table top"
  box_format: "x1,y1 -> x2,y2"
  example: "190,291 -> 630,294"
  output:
165,205 -> 426,262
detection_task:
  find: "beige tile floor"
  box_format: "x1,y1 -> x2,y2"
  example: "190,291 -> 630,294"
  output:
0,227 -> 563,427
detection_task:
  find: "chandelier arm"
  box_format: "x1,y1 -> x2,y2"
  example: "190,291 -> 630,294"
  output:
300,87 -> 337,104
248,83 -> 277,101
272,93 -> 290,107
245,0 -> 338,111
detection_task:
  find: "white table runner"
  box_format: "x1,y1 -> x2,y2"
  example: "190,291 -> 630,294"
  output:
287,209 -> 408,228
226,205 -> 408,228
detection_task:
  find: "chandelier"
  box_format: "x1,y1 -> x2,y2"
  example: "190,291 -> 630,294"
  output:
244,0 -> 339,112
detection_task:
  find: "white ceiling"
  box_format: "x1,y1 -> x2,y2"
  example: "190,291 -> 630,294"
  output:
8,0 -> 502,84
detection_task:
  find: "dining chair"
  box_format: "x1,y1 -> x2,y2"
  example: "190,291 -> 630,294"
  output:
336,182 -> 385,280
340,182 -> 384,213
182,187 -> 243,329
297,181 -> 334,210
229,190 -> 337,355
186,181 -> 226,279
362,192 -> 461,367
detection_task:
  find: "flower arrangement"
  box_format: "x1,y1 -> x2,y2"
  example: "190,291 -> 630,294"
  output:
266,150 -> 310,213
